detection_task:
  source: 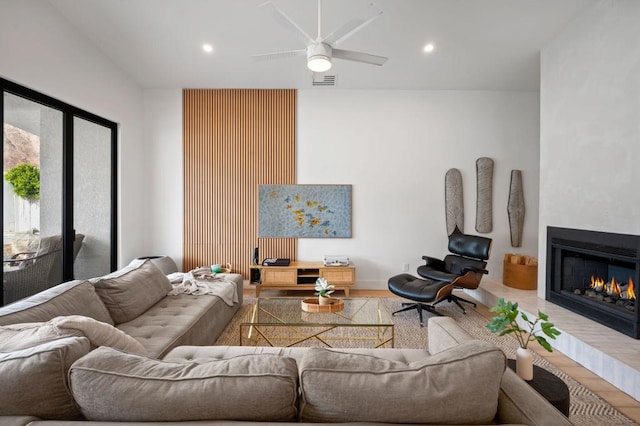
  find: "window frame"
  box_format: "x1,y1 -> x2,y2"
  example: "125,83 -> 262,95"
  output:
1,77 -> 118,304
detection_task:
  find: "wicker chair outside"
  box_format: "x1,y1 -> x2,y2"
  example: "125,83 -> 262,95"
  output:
2,234 -> 64,306
3,248 -> 61,305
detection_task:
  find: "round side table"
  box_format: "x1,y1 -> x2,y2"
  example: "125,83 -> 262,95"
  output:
507,359 -> 570,417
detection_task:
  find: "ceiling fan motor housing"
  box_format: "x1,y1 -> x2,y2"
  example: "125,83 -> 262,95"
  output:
307,42 -> 332,72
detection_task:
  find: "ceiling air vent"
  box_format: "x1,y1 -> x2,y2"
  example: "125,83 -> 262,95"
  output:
312,74 -> 337,87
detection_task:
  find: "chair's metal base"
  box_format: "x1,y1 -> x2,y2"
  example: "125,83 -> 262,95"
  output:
445,293 -> 477,314
392,302 -> 443,327
392,293 -> 478,326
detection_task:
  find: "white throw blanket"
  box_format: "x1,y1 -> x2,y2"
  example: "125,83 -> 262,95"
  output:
167,270 -> 239,306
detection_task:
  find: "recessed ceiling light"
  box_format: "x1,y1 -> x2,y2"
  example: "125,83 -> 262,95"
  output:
423,43 -> 435,53
202,43 -> 214,53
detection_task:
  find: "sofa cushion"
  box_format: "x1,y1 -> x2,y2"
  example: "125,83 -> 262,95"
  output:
0,316 -> 146,355
0,280 -> 113,326
0,322 -> 78,351
0,336 -> 90,419
428,316 -> 475,354
49,315 -> 147,355
90,259 -> 172,324
117,292 -> 238,358
69,347 -> 299,422
298,340 -> 506,424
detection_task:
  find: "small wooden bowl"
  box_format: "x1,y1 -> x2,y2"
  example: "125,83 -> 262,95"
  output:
301,297 -> 344,313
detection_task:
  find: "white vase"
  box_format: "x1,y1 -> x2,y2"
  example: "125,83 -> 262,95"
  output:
318,295 -> 331,305
516,347 -> 534,381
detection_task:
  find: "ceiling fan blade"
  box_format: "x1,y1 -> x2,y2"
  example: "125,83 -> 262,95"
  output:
252,49 -> 306,61
322,18 -> 362,45
259,1 -> 314,45
333,49 -> 388,66
324,5 -> 383,46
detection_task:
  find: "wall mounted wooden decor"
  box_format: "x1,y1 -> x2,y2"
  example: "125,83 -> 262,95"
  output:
475,157 -> 494,233
445,168 -> 464,235
508,170 -> 525,247
183,89 -> 297,278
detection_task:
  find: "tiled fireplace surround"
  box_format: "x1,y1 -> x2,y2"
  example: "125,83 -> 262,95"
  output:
468,279 -> 640,402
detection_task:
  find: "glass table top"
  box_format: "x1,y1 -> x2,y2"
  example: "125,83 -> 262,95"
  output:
242,297 -> 394,327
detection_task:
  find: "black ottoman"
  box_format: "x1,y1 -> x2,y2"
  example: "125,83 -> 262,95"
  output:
388,273 -> 453,326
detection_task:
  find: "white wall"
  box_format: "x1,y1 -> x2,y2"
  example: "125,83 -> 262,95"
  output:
297,90 -> 540,289
143,89 -> 184,269
0,0 -> 146,267
144,89 -> 540,287
539,0 -> 640,298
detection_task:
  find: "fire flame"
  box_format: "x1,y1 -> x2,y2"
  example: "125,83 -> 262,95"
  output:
590,275 -> 604,291
611,277 -> 621,297
589,275 -> 636,300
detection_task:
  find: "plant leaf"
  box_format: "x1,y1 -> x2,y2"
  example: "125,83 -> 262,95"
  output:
536,335 -> 553,352
541,323 -> 561,339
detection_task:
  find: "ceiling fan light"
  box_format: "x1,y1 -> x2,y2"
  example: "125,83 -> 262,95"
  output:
307,55 -> 332,72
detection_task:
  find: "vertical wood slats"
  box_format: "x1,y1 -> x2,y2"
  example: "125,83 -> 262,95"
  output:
183,89 -> 297,279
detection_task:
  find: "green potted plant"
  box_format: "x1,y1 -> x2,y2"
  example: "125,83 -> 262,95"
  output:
486,298 -> 561,380
4,163 -> 40,201
315,277 -> 335,305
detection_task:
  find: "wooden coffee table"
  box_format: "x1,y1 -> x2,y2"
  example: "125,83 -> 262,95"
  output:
240,297 -> 394,348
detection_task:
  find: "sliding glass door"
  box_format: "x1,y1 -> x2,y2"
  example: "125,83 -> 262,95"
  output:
1,78 -> 117,305
2,92 -> 64,303
73,117 -> 114,280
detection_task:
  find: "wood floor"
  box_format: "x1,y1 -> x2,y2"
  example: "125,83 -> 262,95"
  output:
244,287 -> 640,423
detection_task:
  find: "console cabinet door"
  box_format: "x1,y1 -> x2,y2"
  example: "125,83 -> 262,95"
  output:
321,268 -> 355,284
262,269 -> 297,285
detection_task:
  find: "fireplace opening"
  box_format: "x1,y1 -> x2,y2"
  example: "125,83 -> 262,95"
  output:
547,227 -> 640,338
562,252 -> 635,313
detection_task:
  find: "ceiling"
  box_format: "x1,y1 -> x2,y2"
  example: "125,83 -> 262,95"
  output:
47,0 -> 594,91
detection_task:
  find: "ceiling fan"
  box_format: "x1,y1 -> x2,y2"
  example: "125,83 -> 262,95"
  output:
253,0 -> 388,73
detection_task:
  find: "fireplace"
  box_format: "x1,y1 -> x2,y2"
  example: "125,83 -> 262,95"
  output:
546,227 -> 639,338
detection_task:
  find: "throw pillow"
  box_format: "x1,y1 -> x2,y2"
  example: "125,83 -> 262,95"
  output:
90,258 -> 172,324
0,280 -> 114,326
50,315 -> 147,355
69,347 -> 298,422
298,340 -> 506,424
0,322 -> 79,351
0,336 -> 90,419
0,316 -> 146,355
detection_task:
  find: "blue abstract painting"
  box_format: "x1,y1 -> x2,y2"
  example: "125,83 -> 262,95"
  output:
259,185 -> 352,238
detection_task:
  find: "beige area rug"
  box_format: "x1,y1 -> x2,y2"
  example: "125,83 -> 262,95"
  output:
215,297 -> 636,426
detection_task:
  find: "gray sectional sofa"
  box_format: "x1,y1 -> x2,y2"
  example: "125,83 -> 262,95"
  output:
0,259 -> 243,358
0,259 -> 571,425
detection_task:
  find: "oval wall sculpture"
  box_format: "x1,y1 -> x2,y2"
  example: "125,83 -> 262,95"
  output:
475,157 -> 494,233
445,168 -> 464,235
508,170 -> 525,247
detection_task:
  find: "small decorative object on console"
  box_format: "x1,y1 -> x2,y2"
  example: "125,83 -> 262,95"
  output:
486,298 -> 561,380
262,258 -> 290,266
323,255 -> 349,266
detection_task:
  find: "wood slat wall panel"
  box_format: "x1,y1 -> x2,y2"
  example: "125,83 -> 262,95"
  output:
183,89 -> 297,279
